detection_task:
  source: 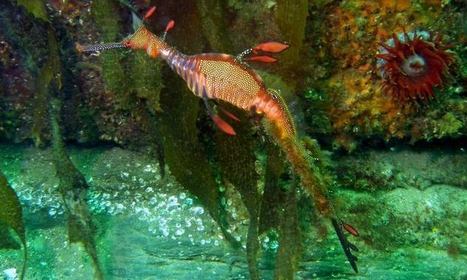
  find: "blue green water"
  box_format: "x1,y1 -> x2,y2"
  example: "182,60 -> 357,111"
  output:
1,144 -> 465,279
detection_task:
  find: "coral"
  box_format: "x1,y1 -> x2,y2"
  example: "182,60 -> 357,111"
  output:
377,31 -> 454,101
432,112 -> 463,138
310,0 -> 465,149
327,70 -> 413,149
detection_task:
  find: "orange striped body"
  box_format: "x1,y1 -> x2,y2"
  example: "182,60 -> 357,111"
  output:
160,48 -> 295,139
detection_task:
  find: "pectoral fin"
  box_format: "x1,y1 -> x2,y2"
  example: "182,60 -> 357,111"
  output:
219,107 -> 240,122
203,95 -> 236,136
245,55 -> 277,63
212,115 -> 236,135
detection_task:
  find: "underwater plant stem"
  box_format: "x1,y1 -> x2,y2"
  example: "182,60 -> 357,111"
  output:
275,179 -> 301,280
278,136 -> 332,217
270,131 -> 359,272
0,171 -> 27,280
49,97 -> 104,280
246,208 -> 260,280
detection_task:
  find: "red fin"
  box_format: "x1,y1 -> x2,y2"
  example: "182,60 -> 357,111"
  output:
246,55 -> 277,63
219,107 -> 240,122
343,223 -> 359,237
165,20 -> 175,33
212,115 -> 236,136
253,41 -> 289,53
143,6 -> 156,21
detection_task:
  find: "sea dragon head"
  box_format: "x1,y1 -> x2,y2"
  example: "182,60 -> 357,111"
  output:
76,6 -> 173,58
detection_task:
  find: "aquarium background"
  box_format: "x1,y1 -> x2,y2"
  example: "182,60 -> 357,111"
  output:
0,0 -> 466,279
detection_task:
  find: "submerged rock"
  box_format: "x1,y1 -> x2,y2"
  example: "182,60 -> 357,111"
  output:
0,144 -> 466,279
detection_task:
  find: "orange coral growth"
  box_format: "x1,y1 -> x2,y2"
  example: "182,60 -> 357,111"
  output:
379,0 -> 410,12
328,70 -> 414,147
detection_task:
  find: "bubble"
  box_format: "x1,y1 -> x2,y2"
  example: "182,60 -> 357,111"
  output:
191,206 -> 204,215
48,208 -> 57,216
184,198 -> 193,206
161,227 -> 170,237
269,240 -> 279,250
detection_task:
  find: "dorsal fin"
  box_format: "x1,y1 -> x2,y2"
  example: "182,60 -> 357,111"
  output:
267,89 -> 296,136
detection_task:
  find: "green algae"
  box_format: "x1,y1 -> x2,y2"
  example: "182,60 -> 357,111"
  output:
213,105 -> 260,279
25,15 -> 105,278
197,0 -> 233,52
276,0 -> 308,69
258,143 -> 303,279
31,28 -> 61,147
157,73 -> 238,246
303,88 -> 332,135
49,97 -> 104,280
154,1 -> 243,247
0,170 -> 26,280
16,0 -> 48,22
130,52 -> 163,112
275,180 -> 301,280
91,0 -> 129,106
433,112 -> 463,138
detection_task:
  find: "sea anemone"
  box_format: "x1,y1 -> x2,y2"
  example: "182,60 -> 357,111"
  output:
376,30 -> 454,101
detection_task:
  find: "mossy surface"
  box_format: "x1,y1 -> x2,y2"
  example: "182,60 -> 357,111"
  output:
16,0 -> 48,22
31,28 -> 61,147
91,0 -> 129,105
276,0 -> 308,70
129,52 -> 163,112
197,0 -> 233,52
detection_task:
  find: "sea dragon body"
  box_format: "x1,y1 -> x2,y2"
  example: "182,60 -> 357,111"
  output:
77,7 -> 359,273
118,25 -> 295,139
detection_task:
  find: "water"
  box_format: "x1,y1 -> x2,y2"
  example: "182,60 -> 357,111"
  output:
0,1 -> 466,279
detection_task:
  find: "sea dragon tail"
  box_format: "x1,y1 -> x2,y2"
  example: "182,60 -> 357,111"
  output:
261,90 -> 359,272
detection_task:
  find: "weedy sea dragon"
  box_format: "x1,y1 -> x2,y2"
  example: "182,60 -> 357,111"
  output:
77,6 -> 360,273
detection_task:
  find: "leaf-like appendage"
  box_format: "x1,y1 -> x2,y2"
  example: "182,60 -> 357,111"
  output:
0,171 -> 27,280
